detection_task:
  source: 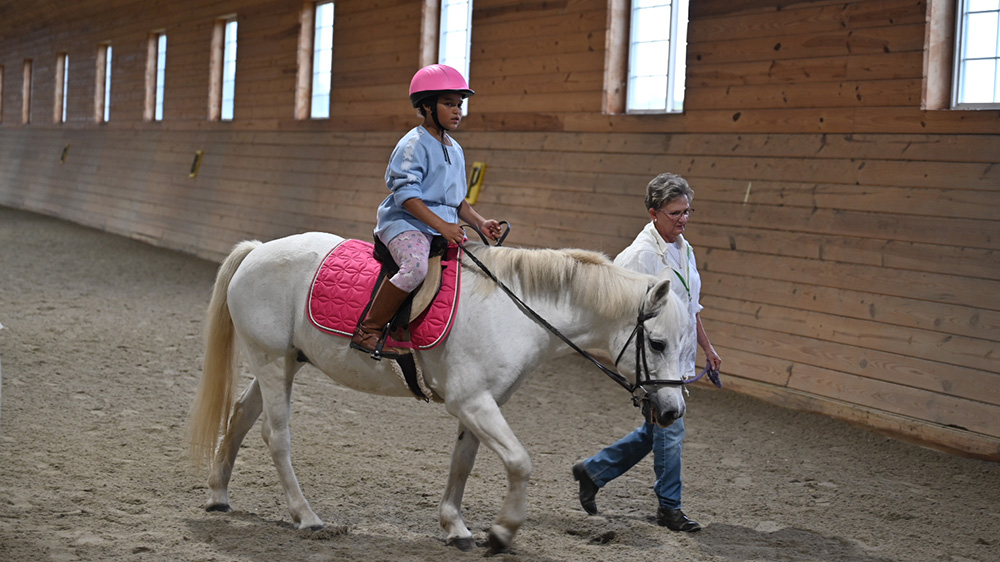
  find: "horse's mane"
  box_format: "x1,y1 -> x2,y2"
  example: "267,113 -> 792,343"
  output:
461,243 -> 649,318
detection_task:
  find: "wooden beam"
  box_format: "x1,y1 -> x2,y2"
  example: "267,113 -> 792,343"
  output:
602,0 -> 627,115
419,0 -> 439,68
207,18 -> 224,122
922,0 -> 955,110
294,2 -> 314,120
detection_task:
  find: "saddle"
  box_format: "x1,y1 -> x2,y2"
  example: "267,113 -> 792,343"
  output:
307,237 -> 462,401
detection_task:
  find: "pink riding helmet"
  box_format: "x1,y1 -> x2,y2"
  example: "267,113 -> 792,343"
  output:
408,64 -> 475,108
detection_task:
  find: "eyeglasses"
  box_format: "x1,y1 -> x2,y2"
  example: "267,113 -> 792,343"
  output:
657,207 -> 694,220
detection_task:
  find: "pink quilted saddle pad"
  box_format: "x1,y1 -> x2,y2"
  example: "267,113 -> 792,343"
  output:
307,238 -> 461,350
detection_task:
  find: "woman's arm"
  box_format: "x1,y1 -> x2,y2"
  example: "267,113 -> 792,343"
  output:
696,314 -> 722,370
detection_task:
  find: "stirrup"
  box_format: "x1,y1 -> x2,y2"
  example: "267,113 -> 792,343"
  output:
350,327 -> 404,361
372,335 -> 406,361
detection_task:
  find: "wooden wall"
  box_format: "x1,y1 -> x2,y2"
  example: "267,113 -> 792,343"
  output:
1,0 -> 998,460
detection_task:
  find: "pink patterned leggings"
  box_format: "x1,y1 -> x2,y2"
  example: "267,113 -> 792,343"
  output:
385,230 -> 434,292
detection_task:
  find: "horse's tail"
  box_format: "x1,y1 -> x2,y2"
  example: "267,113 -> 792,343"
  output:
188,239 -> 261,468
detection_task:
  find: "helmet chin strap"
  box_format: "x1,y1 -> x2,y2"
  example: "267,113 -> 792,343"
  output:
431,107 -> 450,132
426,100 -> 452,164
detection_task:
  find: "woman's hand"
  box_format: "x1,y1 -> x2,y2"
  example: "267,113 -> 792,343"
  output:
704,346 -> 722,371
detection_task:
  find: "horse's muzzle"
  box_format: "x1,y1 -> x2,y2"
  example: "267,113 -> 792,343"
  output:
642,398 -> 683,428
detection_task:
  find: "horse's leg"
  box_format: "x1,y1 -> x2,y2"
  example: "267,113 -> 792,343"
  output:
439,422 -> 481,551
450,396 -> 532,555
207,378 -> 263,511
253,352 -> 324,530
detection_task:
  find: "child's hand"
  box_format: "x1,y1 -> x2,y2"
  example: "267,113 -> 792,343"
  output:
481,219 -> 503,241
439,222 -> 467,245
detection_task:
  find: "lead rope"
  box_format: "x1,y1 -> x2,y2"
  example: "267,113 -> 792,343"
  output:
458,223 -> 634,393
458,223 -> 722,397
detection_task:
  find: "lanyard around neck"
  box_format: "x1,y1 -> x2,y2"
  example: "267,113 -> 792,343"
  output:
664,240 -> 692,302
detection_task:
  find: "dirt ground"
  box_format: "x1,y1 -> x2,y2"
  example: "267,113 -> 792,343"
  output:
0,205 -> 997,562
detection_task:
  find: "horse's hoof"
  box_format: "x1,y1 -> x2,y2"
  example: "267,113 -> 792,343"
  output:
301,525 -> 348,540
485,531 -> 512,556
206,503 -> 231,512
294,518 -> 325,531
446,536 -> 476,551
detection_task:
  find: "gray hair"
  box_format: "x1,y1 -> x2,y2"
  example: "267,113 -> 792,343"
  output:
645,172 -> 694,211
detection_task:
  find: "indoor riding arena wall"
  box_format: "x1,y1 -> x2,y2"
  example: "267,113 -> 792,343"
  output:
1,0 -> 998,460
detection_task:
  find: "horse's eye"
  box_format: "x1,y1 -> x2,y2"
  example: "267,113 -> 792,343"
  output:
649,339 -> 666,353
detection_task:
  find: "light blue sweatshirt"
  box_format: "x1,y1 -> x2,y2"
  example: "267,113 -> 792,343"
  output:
374,126 -> 467,244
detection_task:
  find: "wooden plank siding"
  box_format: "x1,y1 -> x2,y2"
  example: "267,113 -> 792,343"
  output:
1,0 -> 998,460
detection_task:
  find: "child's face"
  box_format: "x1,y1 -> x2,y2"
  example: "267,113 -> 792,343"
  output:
435,93 -> 464,130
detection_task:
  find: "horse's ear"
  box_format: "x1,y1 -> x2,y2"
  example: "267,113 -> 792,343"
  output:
647,278 -> 672,308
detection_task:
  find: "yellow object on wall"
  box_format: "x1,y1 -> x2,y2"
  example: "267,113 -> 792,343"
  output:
189,150 -> 204,178
465,161 -> 486,205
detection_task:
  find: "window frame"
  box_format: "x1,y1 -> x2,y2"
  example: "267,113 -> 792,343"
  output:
296,2 -> 335,119
952,0 -> 1000,109
96,43 -> 112,123
156,35 -> 167,120
604,0 -> 689,115
54,52 -> 69,124
625,0 -> 688,114
311,2 -> 334,118
145,32 -> 167,122
221,19 -> 238,120
209,16 -> 238,121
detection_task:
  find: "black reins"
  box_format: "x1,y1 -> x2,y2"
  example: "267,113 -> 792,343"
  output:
459,223 -> 721,405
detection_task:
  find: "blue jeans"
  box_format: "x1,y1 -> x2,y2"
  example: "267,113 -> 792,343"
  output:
581,418 -> 685,510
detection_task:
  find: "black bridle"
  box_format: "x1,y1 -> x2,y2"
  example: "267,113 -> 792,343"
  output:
460,223 -> 720,409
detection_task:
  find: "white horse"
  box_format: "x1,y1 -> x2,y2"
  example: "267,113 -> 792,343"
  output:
188,231 -> 693,554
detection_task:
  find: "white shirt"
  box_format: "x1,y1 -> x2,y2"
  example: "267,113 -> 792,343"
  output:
614,221 -> 703,371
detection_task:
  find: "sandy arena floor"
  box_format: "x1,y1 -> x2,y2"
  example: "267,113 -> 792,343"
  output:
0,206 -> 997,561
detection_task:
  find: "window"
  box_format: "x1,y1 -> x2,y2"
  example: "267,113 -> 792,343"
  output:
96,44 -> 112,122
296,2 -> 335,119
312,2 -> 334,118
145,32 -> 168,121
22,59 -> 31,124
439,0 -> 472,114
156,35 -> 167,120
209,17 -> 238,121
954,0 -> 1000,108
221,20 -> 238,120
626,0 -> 688,113
55,53 -> 68,123
104,46 -> 112,121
